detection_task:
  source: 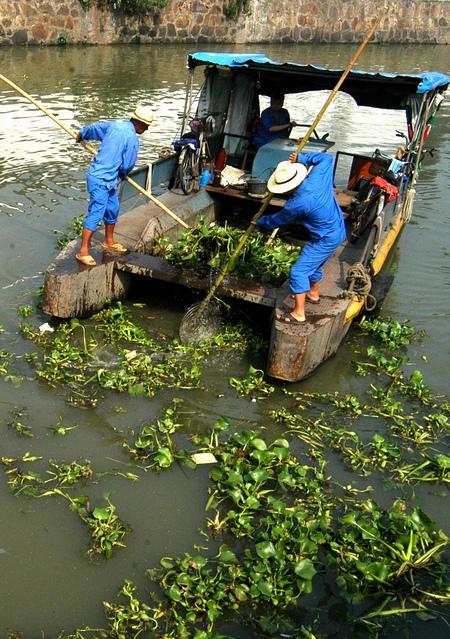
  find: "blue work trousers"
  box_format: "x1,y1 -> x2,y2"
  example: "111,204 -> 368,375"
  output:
83,176 -> 120,232
290,232 -> 344,294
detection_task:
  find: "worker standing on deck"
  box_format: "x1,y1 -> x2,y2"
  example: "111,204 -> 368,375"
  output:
75,106 -> 153,267
256,151 -> 346,323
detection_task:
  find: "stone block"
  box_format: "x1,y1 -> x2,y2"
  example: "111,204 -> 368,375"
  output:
32,23 -> 49,40
301,27 -> 311,40
12,28 -> 28,44
175,16 -> 189,29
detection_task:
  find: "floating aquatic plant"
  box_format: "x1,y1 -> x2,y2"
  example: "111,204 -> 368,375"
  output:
50,489 -> 131,560
359,315 -> 422,350
6,406 -> 33,437
330,498 -> 449,610
123,399 -> 188,469
229,365 -> 275,399
152,217 -> 298,284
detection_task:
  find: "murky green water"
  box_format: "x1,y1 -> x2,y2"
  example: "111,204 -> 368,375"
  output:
0,43 -> 449,637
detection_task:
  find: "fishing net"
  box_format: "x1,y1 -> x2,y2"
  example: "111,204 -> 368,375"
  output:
179,300 -> 223,344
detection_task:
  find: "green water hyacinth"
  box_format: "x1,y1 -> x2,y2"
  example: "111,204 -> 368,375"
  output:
51,490 -> 131,560
330,499 -> 449,610
153,218 -> 298,285
229,365 -> 275,399
359,315 -> 421,350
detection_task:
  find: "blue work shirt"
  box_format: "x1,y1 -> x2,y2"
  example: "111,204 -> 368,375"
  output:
79,120 -> 139,188
258,152 -> 345,242
253,107 -> 291,148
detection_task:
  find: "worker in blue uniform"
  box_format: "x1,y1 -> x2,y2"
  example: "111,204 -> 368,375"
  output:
75,106 -> 153,266
257,151 -> 346,323
252,95 -> 297,149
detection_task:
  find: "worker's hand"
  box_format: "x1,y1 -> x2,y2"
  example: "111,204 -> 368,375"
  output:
290,121 -> 298,128
288,152 -> 298,163
75,132 -> 82,143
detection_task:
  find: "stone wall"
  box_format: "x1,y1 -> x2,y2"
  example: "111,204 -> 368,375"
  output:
0,0 -> 448,46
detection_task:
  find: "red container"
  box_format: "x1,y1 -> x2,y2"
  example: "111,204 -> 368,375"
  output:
215,148 -> 227,171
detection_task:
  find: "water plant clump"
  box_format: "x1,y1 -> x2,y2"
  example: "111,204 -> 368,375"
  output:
6,406 -> 33,437
123,399 -> 188,469
152,218 -> 299,284
330,498 -> 449,610
359,315 -> 422,350
82,424 -> 449,637
8,302 -> 450,634
229,364 -> 275,399
92,301 -> 160,347
53,214 -> 84,249
20,300 -> 267,404
52,489 -> 131,560
0,350 -> 23,386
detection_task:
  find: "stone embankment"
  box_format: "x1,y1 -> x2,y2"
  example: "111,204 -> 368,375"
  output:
0,0 -> 448,46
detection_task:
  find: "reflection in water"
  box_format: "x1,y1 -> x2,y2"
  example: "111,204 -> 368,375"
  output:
0,43 -> 449,637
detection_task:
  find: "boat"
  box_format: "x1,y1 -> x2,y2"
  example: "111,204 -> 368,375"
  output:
42,52 -> 449,381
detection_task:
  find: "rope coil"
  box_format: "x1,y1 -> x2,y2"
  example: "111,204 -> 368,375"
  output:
344,262 -> 377,311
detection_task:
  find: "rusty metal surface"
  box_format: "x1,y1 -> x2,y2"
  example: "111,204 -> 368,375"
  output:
266,282 -> 351,381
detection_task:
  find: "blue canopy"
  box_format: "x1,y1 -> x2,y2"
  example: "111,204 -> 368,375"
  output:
188,52 -> 450,109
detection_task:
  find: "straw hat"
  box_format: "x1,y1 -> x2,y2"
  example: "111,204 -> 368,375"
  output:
131,105 -> 153,126
267,160 -> 308,194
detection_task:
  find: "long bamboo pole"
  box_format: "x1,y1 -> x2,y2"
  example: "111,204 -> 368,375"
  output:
0,72 -> 190,230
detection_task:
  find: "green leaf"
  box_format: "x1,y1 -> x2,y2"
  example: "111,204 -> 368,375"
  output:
257,580 -> 273,597
249,468 -> 270,483
363,561 -> 389,582
272,438 -> 290,448
227,470 -> 243,485
217,547 -> 238,564
92,507 -> 109,521
272,446 -> 289,460
251,438 -> 267,451
233,584 -> 248,601
256,541 -> 277,559
436,454 -> 450,469
294,559 -> 317,580
167,584 -> 182,602
245,496 -> 261,509
154,447 -> 174,468
160,556 -> 174,569
176,572 -> 191,586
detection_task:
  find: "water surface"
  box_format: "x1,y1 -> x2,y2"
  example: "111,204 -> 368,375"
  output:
0,43 -> 449,637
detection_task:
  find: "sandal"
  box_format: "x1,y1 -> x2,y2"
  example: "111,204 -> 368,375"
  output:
289,293 -> 320,304
101,242 -> 128,254
76,253 -> 96,267
279,312 -> 305,324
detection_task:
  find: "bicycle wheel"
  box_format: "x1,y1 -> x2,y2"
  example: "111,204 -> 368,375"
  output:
177,145 -> 195,195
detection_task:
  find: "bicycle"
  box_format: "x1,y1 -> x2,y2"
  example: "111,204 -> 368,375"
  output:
173,117 -> 214,195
